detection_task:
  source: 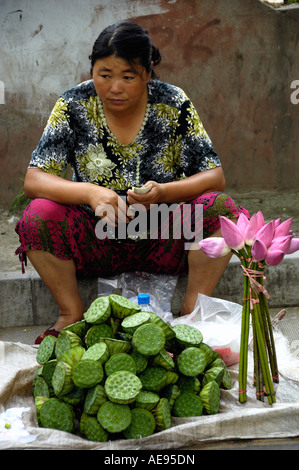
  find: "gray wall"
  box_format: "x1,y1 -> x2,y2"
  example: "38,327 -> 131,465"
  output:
0,0 -> 298,208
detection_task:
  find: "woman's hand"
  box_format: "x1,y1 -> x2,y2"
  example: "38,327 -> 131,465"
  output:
89,185 -> 134,227
127,181 -> 162,210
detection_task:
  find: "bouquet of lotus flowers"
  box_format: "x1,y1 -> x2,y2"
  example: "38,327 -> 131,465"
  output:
199,211 -> 299,405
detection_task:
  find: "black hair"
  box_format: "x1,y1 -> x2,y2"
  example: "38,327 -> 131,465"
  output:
89,21 -> 161,79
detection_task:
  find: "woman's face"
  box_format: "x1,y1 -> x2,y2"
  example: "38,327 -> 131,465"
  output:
92,54 -> 152,115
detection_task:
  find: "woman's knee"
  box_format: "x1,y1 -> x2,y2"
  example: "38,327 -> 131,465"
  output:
25,198 -> 68,222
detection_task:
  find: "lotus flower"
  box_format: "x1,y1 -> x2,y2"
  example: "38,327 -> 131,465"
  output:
198,237 -> 231,258
286,237 -> 299,254
219,216 -> 245,250
251,239 -> 268,262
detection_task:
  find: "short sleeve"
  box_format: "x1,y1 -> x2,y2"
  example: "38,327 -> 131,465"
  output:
29,97 -> 74,176
178,99 -> 221,177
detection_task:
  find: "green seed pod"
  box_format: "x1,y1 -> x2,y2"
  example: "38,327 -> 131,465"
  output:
104,370 -> 142,404
130,348 -> 148,374
109,294 -> 141,319
52,361 -> 74,397
39,398 -> 75,433
139,367 -> 167,393
55,330 -> 82,360
41,359 -> 57,387
123,407 -> 156,439
82,342 -> 110,365
101,337 -> 131,356
97,401 -> 132,433
173,392 -> 204,417
32,375 -> 50,398
57,346 -> 85,368
135,391 -> 160,411
104,353 -> 137,377
63,320 -> 87,338
160,384 -> 181,410
83,296 -> 111,324
210,358 -> 232,389
85,323 -> 114,348
36,335 -> 57,365
132,323 -> 165,356
81,415 -> 108,442
121,311 -> 151,335
198,342 -> 218,366
164,370 -> 179,387
84,384 -> 107,415
151,397 -> 172,432
172,324 -> 203,348
72,359 -> 104,388
151,349 -> 175,370
177,347 -> 207,377
60,386 -> 85,406
34,396 -> 49,425
202,366 -> 225,388
199,380 -> 221,415
177,376 -> 201,395
148,312 -> 175,342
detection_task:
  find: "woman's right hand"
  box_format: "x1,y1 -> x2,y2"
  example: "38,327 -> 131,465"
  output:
88,185 -> 134,227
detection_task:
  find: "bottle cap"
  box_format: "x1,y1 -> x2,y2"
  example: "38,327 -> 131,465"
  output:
137,293 -> 150,305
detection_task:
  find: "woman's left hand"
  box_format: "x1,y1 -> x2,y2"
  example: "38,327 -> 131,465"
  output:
127,181 -> 162,210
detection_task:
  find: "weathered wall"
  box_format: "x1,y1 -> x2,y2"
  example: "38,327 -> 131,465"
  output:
0,0 -> 298,208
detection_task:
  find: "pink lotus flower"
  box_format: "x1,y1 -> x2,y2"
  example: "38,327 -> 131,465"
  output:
286,237 -> 299,254
265,250 -> 285,266
274,218 -> 293,238
253,221 -> 275,249
198,237 -> 231,258
219,216 -> 245,250
251,239 -> 268,261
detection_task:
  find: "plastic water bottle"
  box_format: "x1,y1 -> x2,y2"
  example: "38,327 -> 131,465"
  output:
137,293 -> 155,312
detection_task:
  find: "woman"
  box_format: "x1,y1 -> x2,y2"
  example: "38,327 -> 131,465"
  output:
16,21 -> 249,344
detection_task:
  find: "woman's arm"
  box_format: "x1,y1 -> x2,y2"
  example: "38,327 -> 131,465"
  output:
24,168 -> 132,225
127,167 -> 226,207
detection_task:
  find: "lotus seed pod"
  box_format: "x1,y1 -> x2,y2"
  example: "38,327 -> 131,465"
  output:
173,392 -> 204,417
39,398 -> 75,433
172,324 -> 203,348
85,323 -> 114,348
199,380 -> 221,415
83,296 -> 111,324
55,330 -> 82,360
132,323 -> 165,356
148,312 -> 175,341
60,386 -> 85,406
72,359 -> 104,388
36,335 -> 57,365
34,396 -> 49,425
130,348 -> 148,374
33,375 -> 50,398
121,311 -> 151,334
177,376 -> 201,395
160,384 -> 181,409
104,370 -> 142,404
123,407 -> 156,439
202,366 -> 225,388
151,349 -> 175,370
164,370 -> 179,387
82,415 -> 109,442
41,359 -> 57,387
82,342 -> 110,364
104,353 -> 137,376
177,347 -> 207,377
52,360 -> 74,397
97,401 -> 132,433
63,320 -> 87,338
139,366 -> 167,392
135,391 -> 160,411
57,346 -> 85,368
109,294 -> 141,319
199,342 -> 218,366
210,358 -> 232,389
101,337 -> 131,356
84,384 -> 107,415
151,397 -> 172,431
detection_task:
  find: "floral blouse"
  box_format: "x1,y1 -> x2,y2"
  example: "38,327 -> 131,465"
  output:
29,79 -> 221,194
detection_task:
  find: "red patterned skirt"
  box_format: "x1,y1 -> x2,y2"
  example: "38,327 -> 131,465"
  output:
15,193 -> 249,278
